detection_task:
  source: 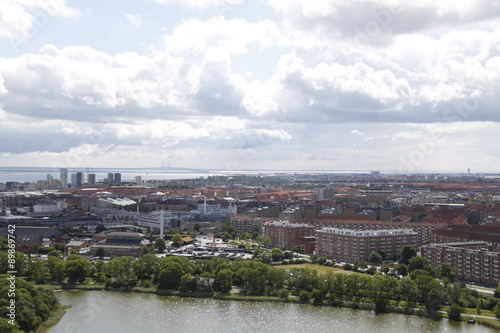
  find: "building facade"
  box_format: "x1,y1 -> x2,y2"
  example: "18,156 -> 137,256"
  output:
88,174 -> 96,185
71,172 -> 83,187
230,216 -> 262,234
290,218 -> 442,245
422,242 -> 500,286
60,168 -> 68,188
261,220 -> 316,253
316,227 -> 418,262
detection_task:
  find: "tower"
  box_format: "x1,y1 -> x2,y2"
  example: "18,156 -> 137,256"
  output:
60,168 -> 68,188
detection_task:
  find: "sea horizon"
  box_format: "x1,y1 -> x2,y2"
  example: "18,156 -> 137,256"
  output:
1,166 -> 499,184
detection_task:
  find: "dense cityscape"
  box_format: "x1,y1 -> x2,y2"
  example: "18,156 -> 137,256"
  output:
1,169 -> 500,331
2,1 -> 500,331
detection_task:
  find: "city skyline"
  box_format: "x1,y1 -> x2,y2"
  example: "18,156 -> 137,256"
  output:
1,1 -> 500,172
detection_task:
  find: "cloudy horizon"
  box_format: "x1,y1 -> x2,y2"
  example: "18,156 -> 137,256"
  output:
1,0 -> 499,173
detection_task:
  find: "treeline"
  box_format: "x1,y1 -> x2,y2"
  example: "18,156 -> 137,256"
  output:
0,275 -> 59,333
3,248 -> 500,319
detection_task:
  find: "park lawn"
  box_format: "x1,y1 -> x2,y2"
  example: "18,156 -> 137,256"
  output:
274,263 -> 361,275
462,308 -> 496,318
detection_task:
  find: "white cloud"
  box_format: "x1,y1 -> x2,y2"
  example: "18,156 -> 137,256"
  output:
0,0 -> 81,39
163,16 -> 284,55
267,0 -> 500,39
0,44 -> 195,120
1,1 -> 500,171
148,0 -> 244,9
126,14 -> 142,27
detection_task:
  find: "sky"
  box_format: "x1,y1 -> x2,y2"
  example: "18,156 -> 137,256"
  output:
0,0 -> 499,173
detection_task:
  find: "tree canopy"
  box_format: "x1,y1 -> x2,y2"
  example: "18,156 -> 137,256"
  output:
154,238 -> 167,252
397,245 -> 417,265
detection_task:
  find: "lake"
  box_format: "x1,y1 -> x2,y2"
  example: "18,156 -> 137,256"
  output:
47,291 -> 498,333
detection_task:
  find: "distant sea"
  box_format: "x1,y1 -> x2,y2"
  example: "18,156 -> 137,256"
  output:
0,167 -> 219,183
1,167 -> 493,184
0,167 -> 374,183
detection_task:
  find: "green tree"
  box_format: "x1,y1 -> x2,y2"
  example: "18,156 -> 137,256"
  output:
216,268 -> 233,293
95,247 -> 106,258
0,237 -> 8,250
291,245 -> 303,254
368,252 -> 383,264
141,246 -> 151,255
397,245 -> 417,265
397,276 -> 417,302
494,304 -> 500,319
0,275 -> 59,333
414,274 -> 444,312
0,318 -> 20,333
448,303 -> 463,321
288,267 -> 319,293
299,290 -> 311,303
158,261 -> 184,290
271,248 -> 284,262
45,256 -> 65,282
0,251 -> 26,275
179,274 -> 198,292
103,257 -> 137,287
171,234 -> 184,248
256,250 -> 272,265
66,258 -> 90,283
494,281 -> 500,298
373,297 -> 388,313
47,249 -> 62,258
312,288 -> 324,305
25,259 -> 48,284
154,238 -> 167,252
133,254 -> 160,280
167,228 -> 180,235
436,263 -> 458,283
395,263 -> 408,277
256,235 -> 271,248
277,288 -> 289,299
408,256 -> 434,276
95,224 -> 108,233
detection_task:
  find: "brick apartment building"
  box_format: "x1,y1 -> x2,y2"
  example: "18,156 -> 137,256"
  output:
421,242 -> 500,286
261,220 -> 316,253
316,227 -> 418,263
290,218 -> 442,245
430,224 -> 500,251
230,215 -> 263,234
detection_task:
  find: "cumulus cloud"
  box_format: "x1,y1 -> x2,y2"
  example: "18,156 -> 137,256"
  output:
1,1 -> 500,170
163,17 -> 284,55
267,0 -> 500,40
0,0 -> 81,39
148,0 -> 244,9
0,44 -> 195,121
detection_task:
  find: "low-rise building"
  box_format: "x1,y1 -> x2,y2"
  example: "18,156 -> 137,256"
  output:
137,210 -> 179,231
66,240 -> 92,250
0,226 -> 61,252
89,232 -> 150,257
33,201 -> 67,213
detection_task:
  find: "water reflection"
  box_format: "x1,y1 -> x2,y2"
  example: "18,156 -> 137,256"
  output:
48,291 -> 497,333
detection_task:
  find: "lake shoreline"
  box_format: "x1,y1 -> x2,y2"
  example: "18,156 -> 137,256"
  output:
46,283 -> 500,331
36,305 -> 69,333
